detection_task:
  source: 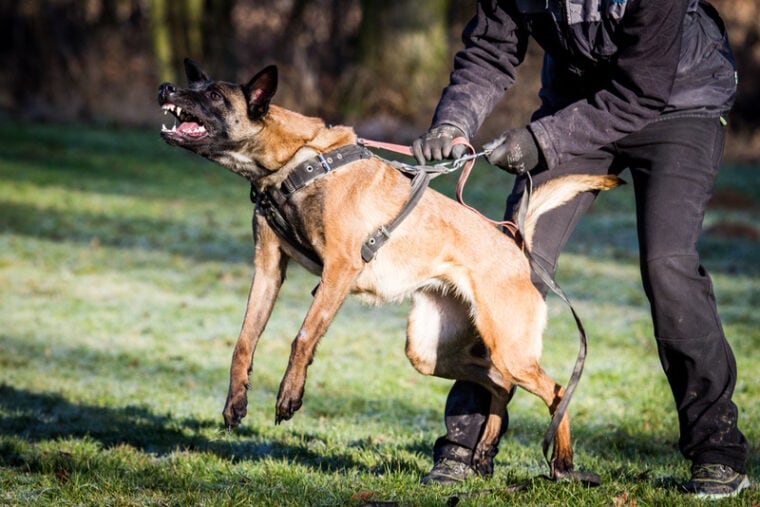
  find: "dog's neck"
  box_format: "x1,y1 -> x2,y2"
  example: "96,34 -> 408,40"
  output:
214,105 -> 357,191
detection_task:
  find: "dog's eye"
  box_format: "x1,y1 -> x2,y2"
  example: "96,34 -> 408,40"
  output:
208,90 -> 222,101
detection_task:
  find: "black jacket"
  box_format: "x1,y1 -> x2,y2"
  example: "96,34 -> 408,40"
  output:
432,0 -> 737,170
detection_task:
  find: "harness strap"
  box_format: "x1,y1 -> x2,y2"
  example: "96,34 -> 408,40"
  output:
250,143 -> 426,267
280,144 -> 373,196
250,185 -> 323,267
361,170 -> 430,262
249,144 -> 372,268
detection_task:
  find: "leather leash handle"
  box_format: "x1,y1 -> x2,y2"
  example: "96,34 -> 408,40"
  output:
358,136 -> 519,235
452,137 -> 519,236
356,138 -> 413,157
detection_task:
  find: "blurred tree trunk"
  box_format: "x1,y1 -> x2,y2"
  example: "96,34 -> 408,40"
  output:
150,0 -> 174,82
202,0 -> 236,79
346,0 -> 451,120
149,0 -> 234,84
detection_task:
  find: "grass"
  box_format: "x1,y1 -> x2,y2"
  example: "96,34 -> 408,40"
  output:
0,119 -> 758,505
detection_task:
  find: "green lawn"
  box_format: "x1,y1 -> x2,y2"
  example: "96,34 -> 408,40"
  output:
0,120 -> 758,505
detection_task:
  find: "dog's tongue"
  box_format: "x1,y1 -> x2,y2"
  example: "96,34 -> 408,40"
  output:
178,121 -> 206,136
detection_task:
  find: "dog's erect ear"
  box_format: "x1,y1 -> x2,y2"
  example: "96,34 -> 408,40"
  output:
184,58 -> 210,85
243,65 -> 278,120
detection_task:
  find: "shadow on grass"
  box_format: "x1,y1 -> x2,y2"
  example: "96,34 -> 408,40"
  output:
0,383 -> 398,474
0,331 -> 434,475
5,380 -> 749,487
3,333 -> 757,486
0,200 -> 252,263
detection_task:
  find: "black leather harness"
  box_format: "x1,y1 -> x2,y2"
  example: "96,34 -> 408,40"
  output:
249,144 -> 429,267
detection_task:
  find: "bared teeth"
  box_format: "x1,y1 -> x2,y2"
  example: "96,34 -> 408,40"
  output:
160,102 -> 207,136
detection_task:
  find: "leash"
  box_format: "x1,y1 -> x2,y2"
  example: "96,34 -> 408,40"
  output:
360,136 -> 588,471
516,174 -> 589,471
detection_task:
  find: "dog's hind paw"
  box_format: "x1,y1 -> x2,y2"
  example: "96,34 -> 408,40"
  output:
550,468 -> 602,487
472,445 -> 498,477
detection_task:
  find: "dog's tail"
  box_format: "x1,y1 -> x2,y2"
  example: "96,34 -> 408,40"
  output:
521,174 -> 623,249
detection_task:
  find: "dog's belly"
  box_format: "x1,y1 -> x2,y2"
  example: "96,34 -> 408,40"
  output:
351,261 -> 448,306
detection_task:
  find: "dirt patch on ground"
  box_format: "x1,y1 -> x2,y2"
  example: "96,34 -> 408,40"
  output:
705,221 -> 760,240
708,188 -> 756,210
705,188 -> 758,240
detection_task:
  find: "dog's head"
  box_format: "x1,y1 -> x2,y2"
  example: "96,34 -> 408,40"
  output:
157,58 -> 277,162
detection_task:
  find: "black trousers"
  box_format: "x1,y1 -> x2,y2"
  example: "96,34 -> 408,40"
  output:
434,115 -> 748,473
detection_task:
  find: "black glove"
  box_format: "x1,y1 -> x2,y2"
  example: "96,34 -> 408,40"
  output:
412,124 -> 469,165
484,127 -> 540,175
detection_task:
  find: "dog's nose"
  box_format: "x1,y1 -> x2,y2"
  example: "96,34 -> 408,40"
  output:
158,82 -> 177,104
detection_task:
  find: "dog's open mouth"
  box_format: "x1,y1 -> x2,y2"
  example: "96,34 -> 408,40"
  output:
161,102 -> 209,140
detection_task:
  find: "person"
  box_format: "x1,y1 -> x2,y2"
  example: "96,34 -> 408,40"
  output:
412,0 -> 749,499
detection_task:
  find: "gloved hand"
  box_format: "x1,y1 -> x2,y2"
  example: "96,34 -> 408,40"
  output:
412,124 -> 469,165
484,127 -> 540,175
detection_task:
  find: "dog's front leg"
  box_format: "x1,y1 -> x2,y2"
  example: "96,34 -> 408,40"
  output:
223,221 -> 288,430
274,259 -> 361,423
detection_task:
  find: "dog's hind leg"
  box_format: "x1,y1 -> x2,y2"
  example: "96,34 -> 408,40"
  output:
223,220 -> 288,430
405,289 -> 507,392
468,275 -> 575,476
483,303 -> 575,475
515,365 -> 574,476
406,289 -> 514,475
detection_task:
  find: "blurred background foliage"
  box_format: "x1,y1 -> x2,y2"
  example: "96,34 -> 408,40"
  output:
1,0 -> 759,160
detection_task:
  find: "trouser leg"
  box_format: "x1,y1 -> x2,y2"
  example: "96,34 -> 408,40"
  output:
433,381 -> 507,466
624,116 -> 747,472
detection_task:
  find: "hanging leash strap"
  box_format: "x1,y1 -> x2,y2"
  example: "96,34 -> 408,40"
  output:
514,174 -> 588,470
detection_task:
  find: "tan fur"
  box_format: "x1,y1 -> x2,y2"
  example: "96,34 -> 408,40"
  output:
521,174 -> 620,247
193,100 -> 619,476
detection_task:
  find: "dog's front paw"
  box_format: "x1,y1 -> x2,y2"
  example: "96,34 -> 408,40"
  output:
275,380 -> 304,424
222,385 -> 249,430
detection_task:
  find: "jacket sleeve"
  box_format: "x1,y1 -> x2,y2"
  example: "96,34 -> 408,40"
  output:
529,0 -> 691,170
431,0 -> 528,138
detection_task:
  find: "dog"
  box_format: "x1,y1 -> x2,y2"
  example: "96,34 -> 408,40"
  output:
158,59 -> 620,480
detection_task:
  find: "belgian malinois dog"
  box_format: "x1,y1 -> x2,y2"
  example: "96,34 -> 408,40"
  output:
158,59 -> 619,480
